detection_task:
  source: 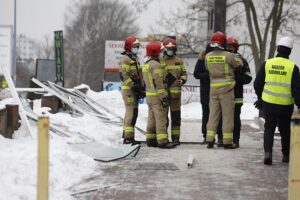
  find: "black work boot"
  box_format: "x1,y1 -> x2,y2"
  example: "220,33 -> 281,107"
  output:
146,139 -> 158,147
123,138 -> 141,145
233,141 -> 239,148
282,154 -> 289,163
217,140 -> 223,147
173,139 -> 180,145
172,135 -> 180,145
207,142 -> 214,149
158,142 -> 177,149
223,144 -> 237,149
264,152 -> 272,165
200,138 -> 208,145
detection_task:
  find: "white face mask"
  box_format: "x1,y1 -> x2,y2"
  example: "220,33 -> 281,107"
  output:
166,50 -> 174,57
159,51 -> 164,59
131,47 -> 139,55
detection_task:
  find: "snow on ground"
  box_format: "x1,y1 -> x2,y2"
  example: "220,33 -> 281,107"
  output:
0,89 -> 259,200
87,89 -> 259,124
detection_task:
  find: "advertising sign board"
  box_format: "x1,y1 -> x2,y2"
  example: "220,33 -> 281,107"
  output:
105,40 -> 149,70
0,25 -> 13,76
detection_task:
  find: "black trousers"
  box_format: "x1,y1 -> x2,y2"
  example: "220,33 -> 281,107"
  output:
202,103 -> 209,138
202,103 -> 222,141
263,104 -> 293,156
233,104 -> 242,144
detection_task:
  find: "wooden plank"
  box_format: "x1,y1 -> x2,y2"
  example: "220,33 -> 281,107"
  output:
289,112 -> 300,200
37,117 -> 49,200
0,108 -> 7,137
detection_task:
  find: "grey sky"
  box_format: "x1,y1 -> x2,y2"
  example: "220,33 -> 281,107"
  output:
0,0 -> 181,40
0,0 -> 299,64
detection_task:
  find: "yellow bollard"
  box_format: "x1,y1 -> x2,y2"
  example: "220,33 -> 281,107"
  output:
288,111 -> 300,200
37,117 -> 49,200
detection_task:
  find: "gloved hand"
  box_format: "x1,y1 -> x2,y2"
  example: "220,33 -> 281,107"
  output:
132,84 -> 140,96
161,97 -> 169,108
138,91 -> 146,99
176,79 -> 184,86
254,99 -> 263,109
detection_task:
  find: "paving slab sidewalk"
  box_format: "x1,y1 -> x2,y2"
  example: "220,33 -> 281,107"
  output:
74,123 -> 288,200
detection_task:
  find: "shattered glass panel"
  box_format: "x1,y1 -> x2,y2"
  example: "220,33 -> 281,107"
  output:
70,142 -> 140,162
47,81 -> 101,115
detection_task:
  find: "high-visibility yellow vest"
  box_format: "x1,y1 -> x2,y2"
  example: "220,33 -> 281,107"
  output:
262,57 -> 294,105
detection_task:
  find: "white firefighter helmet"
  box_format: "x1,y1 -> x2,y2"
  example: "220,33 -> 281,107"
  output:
277,37 -> 293,49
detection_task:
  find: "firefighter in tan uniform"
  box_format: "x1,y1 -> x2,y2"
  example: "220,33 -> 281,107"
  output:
119,36 -> 145,145
161,38 -> 187,145
205,32 -> 242,149
143,42 -> 177,149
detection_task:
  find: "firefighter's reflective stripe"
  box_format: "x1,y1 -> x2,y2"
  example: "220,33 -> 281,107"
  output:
223,132 -> 233,139
262,57 -> 294,105
171,129 -> 180,135
157,89 -> 167,96
124,126 -> 134,134
206,130 -> 215,142
223,132 -> 233,144
121,85 -> 130,90
121,64 -> 131,71
145,89 -> 167,97
170,86 -> 182,94
165,65 -> 182,70
123,77 -> 133,85
124,126 -> 134,131
207,130 -> 215,137
143,64 -> 155,89
234,98 -> 243,104
224,63 -> 230,80
146,92 -> 158,96
154,68 -> 164,76
146,89 -> 157,96
122,64 -> 137,71
157,133 -> 168,141
210,78 -> 235,87
146,133 -> 156,139
170,89 -> 181,94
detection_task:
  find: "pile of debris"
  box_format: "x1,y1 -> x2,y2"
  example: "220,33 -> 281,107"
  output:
0,72 -> 143,162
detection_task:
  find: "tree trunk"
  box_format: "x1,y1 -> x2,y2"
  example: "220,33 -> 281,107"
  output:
214,0 -> 227,33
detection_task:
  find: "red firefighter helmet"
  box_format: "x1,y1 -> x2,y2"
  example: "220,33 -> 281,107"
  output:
227,35 -> 239,51
210,31 -> 226,47
146,42 -> 164,58
163,38 -> 177,49
124,36 -> 140,52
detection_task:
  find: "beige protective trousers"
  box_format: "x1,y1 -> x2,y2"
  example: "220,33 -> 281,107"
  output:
122,90 -> 139,140
146,96 -> 169,146
206,88 -> 235,145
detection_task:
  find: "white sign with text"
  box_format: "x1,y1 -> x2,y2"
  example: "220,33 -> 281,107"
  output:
0,26 -> 13,75
105,40 -> 149,69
